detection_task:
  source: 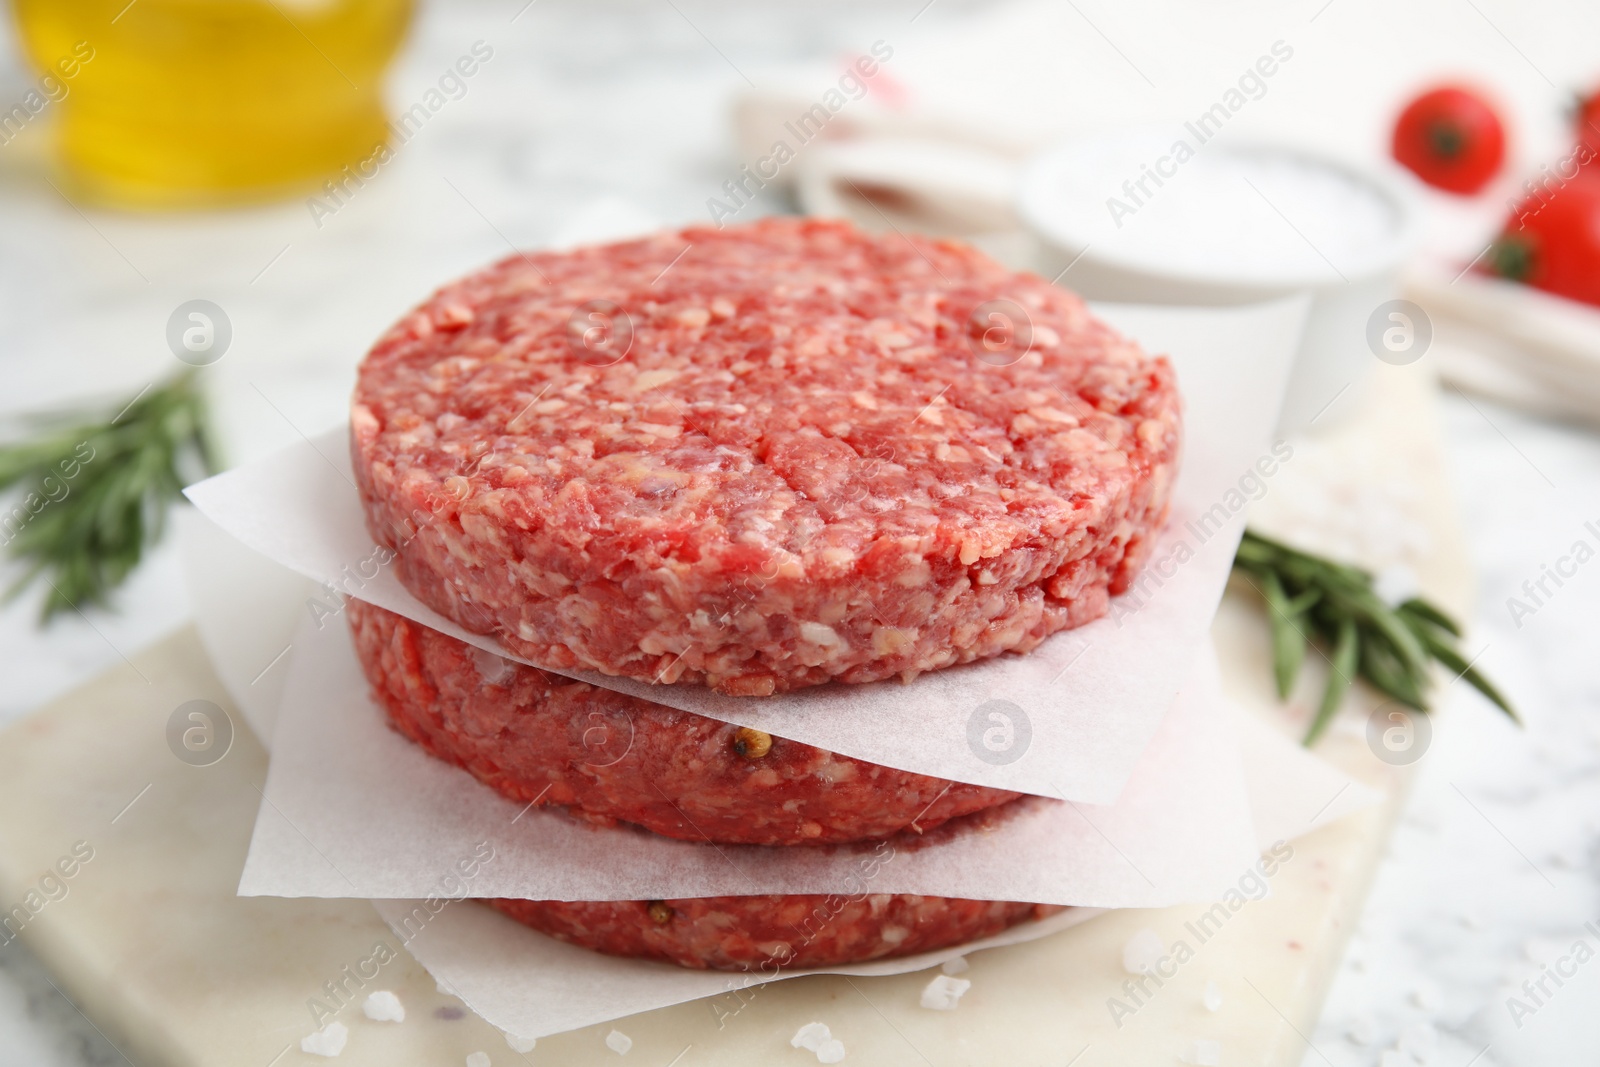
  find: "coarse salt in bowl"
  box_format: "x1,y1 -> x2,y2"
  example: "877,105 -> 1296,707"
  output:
1019,128 -> 1419,432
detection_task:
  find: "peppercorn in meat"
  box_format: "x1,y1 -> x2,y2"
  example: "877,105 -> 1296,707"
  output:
350,598 -> 1020,846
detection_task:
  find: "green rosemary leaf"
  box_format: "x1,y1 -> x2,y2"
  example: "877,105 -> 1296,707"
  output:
0,438 -> 80,487
1355,587 -> 1433,681
1305,618 -> 1359,747
1285,588 -> 1322,615
0,371 -> 218,623
1233,535 -> 1282,571
1241,529 -> 1369,587
1232,527 -> 1518,744
1358,631 -> 1427,710
1412,625 -> 1521,724
1397,597 -> 1462,637
1263,569 -> 1306,699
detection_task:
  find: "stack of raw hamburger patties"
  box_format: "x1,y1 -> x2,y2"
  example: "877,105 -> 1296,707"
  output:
344,217 -> 1182,971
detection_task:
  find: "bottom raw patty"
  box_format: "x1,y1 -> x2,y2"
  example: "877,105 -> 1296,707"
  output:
488,893 -> 1065,970
348,599 -> 1018,846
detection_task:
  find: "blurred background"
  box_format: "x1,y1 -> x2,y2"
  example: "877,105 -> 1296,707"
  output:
0,1 -> 1597,1064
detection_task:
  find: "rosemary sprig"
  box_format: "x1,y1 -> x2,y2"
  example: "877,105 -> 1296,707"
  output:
1233,528 -> 1518,746
0,371 -> 218,622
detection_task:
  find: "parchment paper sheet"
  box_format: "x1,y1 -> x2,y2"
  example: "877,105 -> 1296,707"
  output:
186,298 -> 1306,802
239,616 -> 1262,908
357,706 -> 1369,1043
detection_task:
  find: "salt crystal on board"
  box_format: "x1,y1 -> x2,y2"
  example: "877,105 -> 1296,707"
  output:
301,1021 -> 349,1058
362,991 -> 404,1023
920,975 -> 972,1010
1122,929 -> 1165,974
792,1022 -> 831,1051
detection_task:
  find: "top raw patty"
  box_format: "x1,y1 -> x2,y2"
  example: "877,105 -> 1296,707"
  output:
352,217 -> 1180,695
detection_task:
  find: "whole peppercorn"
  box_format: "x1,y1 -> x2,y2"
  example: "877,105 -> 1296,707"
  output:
646,901 -> 674,925
732,726 -> 773,759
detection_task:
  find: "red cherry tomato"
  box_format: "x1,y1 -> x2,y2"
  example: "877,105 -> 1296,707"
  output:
1487,177 -> 1600,307
1576,86 -> 1600,166
1392,85 -> 1506,194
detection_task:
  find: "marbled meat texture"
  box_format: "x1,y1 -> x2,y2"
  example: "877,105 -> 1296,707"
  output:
351,217 -> 1181,695
488,893 -> 1064,970
349,598 -> 1019,846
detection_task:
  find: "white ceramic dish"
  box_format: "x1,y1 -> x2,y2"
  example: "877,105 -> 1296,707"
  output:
1018,130 -> 1421,433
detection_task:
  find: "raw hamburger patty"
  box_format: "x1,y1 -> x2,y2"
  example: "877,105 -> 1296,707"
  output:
352,217 -> 1181,695
488,894 -> 1064,971
349,598 -> 1019,845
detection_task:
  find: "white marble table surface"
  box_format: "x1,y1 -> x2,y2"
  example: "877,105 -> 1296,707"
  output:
0,2 -> 1594,1064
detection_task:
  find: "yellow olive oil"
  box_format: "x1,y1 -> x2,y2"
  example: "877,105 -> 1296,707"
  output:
11,0 -> 413,208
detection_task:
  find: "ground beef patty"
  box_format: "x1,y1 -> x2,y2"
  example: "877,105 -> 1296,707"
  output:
352,216 -> 1181,695
350,599 -> 1019,845
488,894 -> 1064,970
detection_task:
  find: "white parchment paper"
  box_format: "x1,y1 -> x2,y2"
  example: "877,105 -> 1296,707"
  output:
186,298 -> 1306,803
358,713 -> 1370,1044
374,896 -> 1106,1042
359,711 -> 1372,1043
240,616 -> 1261,907
189,482 -> 1375,1042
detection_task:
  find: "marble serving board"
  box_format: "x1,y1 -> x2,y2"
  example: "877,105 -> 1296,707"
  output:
0,363 -> 1473,1067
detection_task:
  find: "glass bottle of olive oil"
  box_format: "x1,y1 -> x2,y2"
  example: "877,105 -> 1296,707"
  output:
11,0 -> 413,208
